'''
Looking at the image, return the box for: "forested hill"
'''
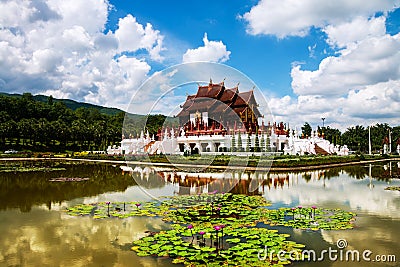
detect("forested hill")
[0,92,177,152]
[0,92,123,115]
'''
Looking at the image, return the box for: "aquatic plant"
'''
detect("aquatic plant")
[131,223,304,267]
[0,167,66,172]
[66,193,356,266]
[262,207,356,230]
[385,186,400,191]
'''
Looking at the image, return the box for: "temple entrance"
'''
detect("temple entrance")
[201,143,208,152]
[190,143,199,155]
[280,143,285,151]
[214,142,220,152]
[179,144,185,152]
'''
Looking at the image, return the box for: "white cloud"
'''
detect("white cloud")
[182,33,231,63]
[343,80,400,119]
[324,16,387,48]
[261,11,400,130]
[243,1,400,128]
[242,0,399,38]
[268,80,400,131]
[291,32,400,96]
[115,14,164,61]
[0,0,166,110]
[47,0,108,34]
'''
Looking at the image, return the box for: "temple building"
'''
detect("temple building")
[176,79,261,135]
[108,80,349,156]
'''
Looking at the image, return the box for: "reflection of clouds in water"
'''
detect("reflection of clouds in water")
[263,171,400,219]
[0,208,173,267]
[129,166,400,218]
[320,215,400,267]
[63,184,179,206]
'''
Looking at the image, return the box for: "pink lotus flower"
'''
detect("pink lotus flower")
[199,231,206,235]
[213,225,221,231]
[187,224,193,229]
[312,206,317,209]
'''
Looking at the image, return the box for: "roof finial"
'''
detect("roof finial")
[236,82,240,87]
[209,78,212,84]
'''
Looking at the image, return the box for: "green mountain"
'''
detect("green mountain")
[0,92,124,115]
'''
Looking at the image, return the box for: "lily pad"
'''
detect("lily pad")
[66,193,357,266]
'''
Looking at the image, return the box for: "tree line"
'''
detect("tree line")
[0,93,170,152]
[301,122,400,153]
[1,92,399,154]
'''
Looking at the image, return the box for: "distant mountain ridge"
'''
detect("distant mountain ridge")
[0,92,124,115]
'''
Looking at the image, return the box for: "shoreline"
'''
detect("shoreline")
[1,156,399,172]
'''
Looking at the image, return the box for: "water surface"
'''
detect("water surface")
[0,160,399,266]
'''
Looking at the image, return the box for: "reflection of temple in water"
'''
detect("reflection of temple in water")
[125,166,330,195]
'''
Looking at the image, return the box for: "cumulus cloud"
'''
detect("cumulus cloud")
[291,33,400,97]
[242,0,400,129]
[267,23,400,129]
[182,33,231,63]
[323,16,387,48]
[0,0,165,110]
[115,14,164,61]
[242,0,399,38]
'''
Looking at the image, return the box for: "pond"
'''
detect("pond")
[0,160,399,266]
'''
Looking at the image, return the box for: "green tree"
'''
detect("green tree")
[392,126,400,153]
[318,126,342,145]
[237,131,243,152]
[342,125,368,152]
[369,123,392,153]
[47,95,54,106]
[254,133,260,152]
[301,122,312,138]
[231,131,236,152]
[265,133,271,152]
[18,119,33,146]
[260,133,265,152]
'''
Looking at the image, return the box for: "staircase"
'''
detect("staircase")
[314,144,329,155]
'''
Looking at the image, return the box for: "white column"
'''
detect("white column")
[368,126,372,155]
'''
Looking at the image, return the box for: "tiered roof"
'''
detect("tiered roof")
[177,80,262,119]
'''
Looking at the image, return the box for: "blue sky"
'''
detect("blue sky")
[106,0,328,96]
[1,0,400,130]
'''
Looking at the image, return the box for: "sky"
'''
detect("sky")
[1,0,400,130]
